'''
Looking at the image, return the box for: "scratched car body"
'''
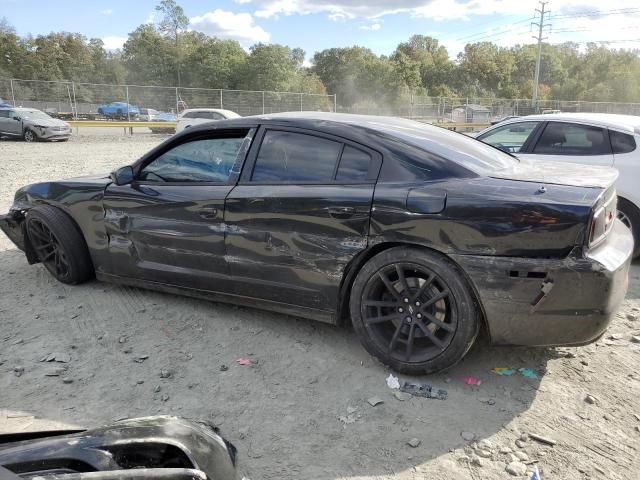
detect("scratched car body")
[0,113,634,374]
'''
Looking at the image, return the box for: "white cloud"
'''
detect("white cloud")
[190,9,270,43]
[99,9,113,16]
[360,22,382,31]
[247,0,640,23]
[102,36,127,50]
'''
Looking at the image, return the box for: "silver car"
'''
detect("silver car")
[0,107,71,142]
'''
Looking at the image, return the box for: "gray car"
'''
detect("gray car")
[0,107,71,142]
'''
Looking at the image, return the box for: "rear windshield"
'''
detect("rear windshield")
[365,118,519,174]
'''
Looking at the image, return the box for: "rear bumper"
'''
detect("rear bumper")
[453,219,633,346]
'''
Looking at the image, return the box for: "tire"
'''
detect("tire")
[617,197,640,259]
[23,129,37,142]
[350,247,479,375]
[25,205,94,285]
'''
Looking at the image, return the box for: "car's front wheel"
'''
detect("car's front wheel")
[617,197,640,259]
[350,247,479,374]
[23,129,37,142]
[26,205,94,285]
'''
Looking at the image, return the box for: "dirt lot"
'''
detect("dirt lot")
[1,133,639,479]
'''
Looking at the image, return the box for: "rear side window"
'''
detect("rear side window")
[0,110,10,118]
[181,112,196,119]
[251,130,342,182]
[533,122,611,155]
[610,130,636,154]
[336,146,372,181]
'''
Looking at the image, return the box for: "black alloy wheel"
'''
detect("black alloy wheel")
[27,217,72,281]
[361,263,457,363]
[26,205,94,284]
[350,247,479,374]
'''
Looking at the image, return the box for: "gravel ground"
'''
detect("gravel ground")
[1,134,639,480]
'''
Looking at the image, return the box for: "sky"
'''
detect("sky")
[1,0,640,62]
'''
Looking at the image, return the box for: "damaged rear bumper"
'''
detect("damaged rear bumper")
[453,219,633,346]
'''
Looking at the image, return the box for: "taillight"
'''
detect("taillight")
[588,193,617,247]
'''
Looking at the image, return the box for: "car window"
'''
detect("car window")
[181,112,196,119]
[477,122,539,153]
[533,122,611,155]
[336,146,372,181]
[610,130,636,154]
[210,112,224,120]
[251,130,342,183]
[0,110,9,118]
[139,136,246,183]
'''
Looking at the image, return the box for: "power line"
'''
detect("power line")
[532,1,551,108]
[456,17,534,42]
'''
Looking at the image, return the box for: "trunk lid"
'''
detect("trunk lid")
[490,157,618,189]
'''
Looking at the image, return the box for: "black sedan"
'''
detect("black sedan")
[0,113,634,374]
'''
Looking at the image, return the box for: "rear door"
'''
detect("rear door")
[518,121,614,166]
[102,128,254,291]
[224,126,381,315]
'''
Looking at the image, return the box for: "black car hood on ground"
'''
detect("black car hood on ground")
[0,416,238,480]
[491,157,619,188]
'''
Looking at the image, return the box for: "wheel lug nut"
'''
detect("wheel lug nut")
[417,313,422,319]
[406,317,412,323]
[404,298,409,303]
[398,307,404,313]
[415,301,420,306]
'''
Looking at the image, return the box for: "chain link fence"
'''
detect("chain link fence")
[0,78,336,119]
[340,96,640,123]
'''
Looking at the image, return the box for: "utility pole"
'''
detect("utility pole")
[531,1,551,109]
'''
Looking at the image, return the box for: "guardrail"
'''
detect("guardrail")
[67,121,177,128]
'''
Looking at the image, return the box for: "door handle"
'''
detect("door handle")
[328,206,356,219]
[198,207,218,219]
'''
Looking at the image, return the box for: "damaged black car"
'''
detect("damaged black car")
[0,113,634,374]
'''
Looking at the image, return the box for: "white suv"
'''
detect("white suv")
[477,113,640,257]
[176,109,240,133]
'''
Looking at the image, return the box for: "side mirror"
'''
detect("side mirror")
[111,166,135,186]
[12,116,20,121]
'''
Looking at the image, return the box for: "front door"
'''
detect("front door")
[225,127,381,315]
[102,129,253,292]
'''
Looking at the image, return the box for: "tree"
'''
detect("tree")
[155,0,189,86]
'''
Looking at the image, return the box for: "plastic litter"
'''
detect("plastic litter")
[518,368,538,379]
[400,381,448,400]
[367,396,384,406]
[530,465,543,480]
[236,358,253,366]
[491,367,538,379]
[461,376,482,386]
[386,374,400,389]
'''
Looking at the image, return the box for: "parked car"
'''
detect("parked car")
[477,113,640,258]
[0,113,633,374]
[490,115,520,125]
[0,98,12,108]
[176,108,240,133]
[0,416,238,480]
[0,107,71,142]
[97,102,140,119]
[138,108,177,133]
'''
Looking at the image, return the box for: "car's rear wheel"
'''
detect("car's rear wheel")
[350,247,479,374]
[26,205,94,285]
[23,129,37,142]
[617,197,640,259]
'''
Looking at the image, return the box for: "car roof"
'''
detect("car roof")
[181,108,239,116]
[499,112,640,134]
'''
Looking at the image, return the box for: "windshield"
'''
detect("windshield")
[19,110,52,120]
